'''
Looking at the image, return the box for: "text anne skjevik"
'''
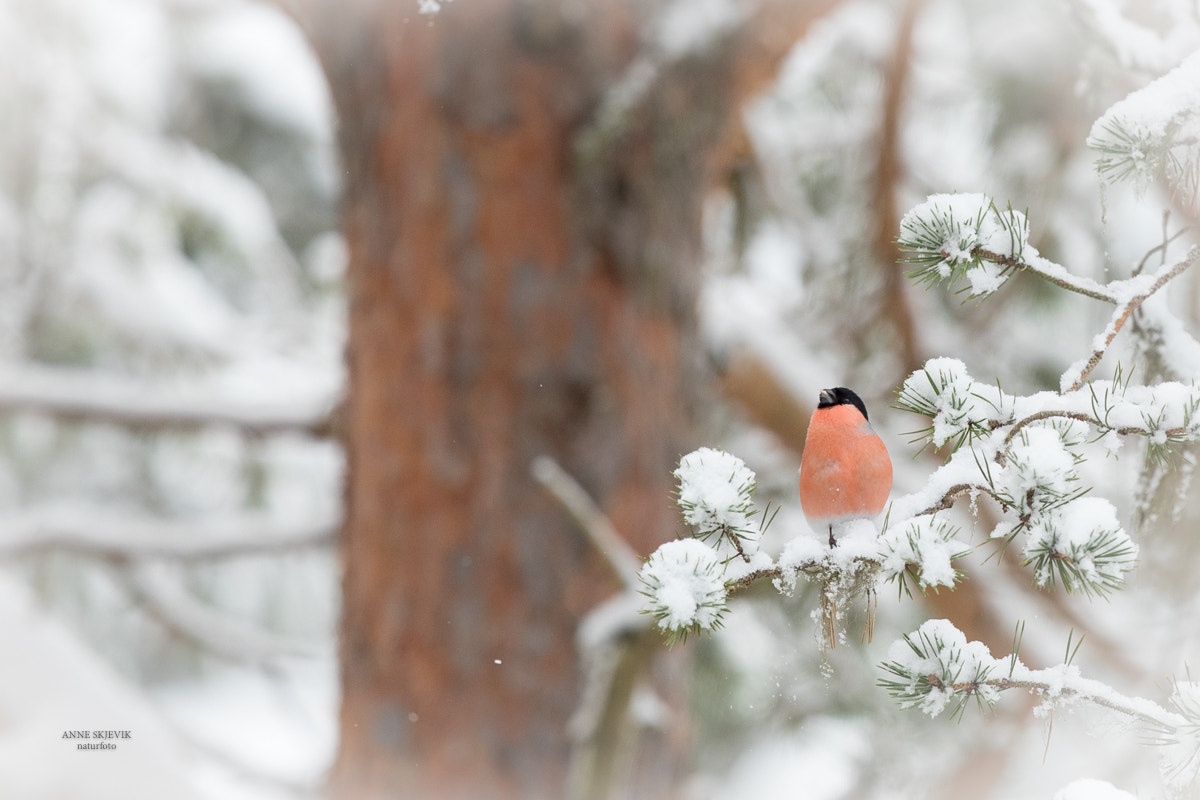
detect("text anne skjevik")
[62,730,132,750]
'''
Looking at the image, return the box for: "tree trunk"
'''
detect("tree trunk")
[301,1,831,796]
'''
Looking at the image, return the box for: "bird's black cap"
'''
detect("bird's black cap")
[817,387,870,421]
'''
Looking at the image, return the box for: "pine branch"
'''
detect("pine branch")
[920,672,1184,730]
[972,247,1117,303]
[911,483,995,517]
[881,621,1185,731]
[1001,411,1098,449]
[532,455,642,590]
[725,566,784,593]
[1002,410,1192,448]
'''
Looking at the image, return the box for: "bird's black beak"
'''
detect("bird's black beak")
[818,389,836,407]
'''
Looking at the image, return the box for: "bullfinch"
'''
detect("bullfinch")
[799,387,892,546]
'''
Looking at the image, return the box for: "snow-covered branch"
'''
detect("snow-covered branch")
[899,357,1200,453]
[642,234,1198,638]
[637,449,776,642]
[0,509,336,560]
[0,363,338,437]
[638,448,972,645]
[898,194,1198,317]
[880,619,1185,730]
[1062,247,1200,391]
[1087,49,1200,207]
[126,562,327,664]
[889,358,1183,596]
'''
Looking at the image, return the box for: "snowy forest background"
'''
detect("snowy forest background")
[3,0,1200,798]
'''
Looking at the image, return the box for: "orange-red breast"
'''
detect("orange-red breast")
[799,387,892,546]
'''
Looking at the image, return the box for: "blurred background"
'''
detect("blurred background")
[1,0,1197,798]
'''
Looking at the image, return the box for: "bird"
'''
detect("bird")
[799,387,893,547]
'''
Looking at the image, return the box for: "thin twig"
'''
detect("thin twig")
[531,456,642,590]
[959,676,1185,732]
[725,566,784,593]
[1066,247,1200,391]
[1002,411,1098,449]
[973,248,1116,303]
[912,483,995,517]
[724,528,751,563]
[1002,408,1189,448]
[1133,213,1187,276]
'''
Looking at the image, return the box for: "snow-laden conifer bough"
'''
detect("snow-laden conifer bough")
[636,48,1200,799]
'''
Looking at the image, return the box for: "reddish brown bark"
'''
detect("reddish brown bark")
[300,1,835,797]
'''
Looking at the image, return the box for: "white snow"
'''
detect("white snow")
[675,447,759,541]
[655,0,745,59]
[0,574,203,800]
[1089,50,1200,145]
[723,548,775,582]
[639,538,728,632]
[694,718,868,800]
[877,516,970,589]
[899,193,1029,295]
[902,356,1200,452]
[777,534,827,572]
[1053,778,1136,800]
[898,356,1001,447]
[1087,48,1200,202]
[965,262,1005,295]
[1022,497,1137,591]
[826,517,883,567]
[1004,426,1078,502]
[183,2,334,137]
[886,618,999,717]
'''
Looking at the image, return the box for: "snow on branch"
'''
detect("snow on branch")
[898,193,1033,299]
[1087,50,1200,206]
[638,449,779,641]
[879,620,1183,725]
[639,538,730,643]
[899,193,1198,314]
[0,362,337,437]
[0,509,336,560]
[127,562,327,664]
[641,356,1189,640]
[897,357,1200,454]
[876,516,971,596]
[638,447,972,646]
[888,357,1190,597]
[1061,246,1200,391]
[879,619,1200,779]
[673,447,762,564]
